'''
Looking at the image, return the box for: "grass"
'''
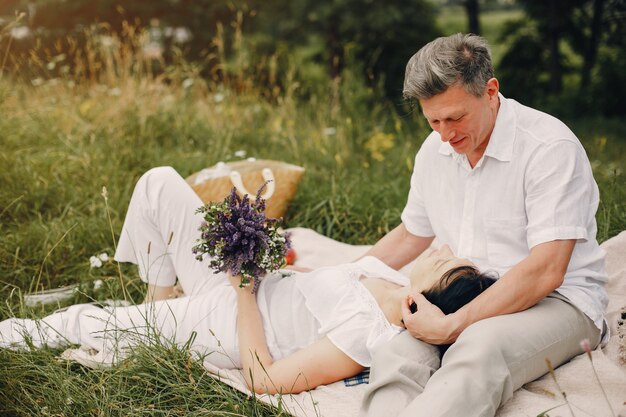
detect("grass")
[0,44,429,415]
[0,13,625,417]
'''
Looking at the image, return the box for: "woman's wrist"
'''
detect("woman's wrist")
[235,287,257,301]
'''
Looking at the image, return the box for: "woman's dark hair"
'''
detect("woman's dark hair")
[420,265,496,355]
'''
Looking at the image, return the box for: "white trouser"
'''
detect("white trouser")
[114,166,226,295]
[360,294,601,417]
[0,288,240,368]
[0,167,241,368]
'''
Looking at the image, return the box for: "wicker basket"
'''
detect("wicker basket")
[186,159,305,219]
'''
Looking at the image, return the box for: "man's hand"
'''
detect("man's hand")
[401,240,577,345]
[401,292,460,344]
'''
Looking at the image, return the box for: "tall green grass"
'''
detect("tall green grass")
[0,16,625,417]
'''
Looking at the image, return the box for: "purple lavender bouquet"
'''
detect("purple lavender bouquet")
[192,183,291,293]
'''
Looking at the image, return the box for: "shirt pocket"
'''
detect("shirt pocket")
[484,216,528,270]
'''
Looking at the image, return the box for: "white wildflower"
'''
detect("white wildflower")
[323,127,337,136]
[98,252,109,262]
[182,78,194,89]
[234,150,247,158]
[10,26,30,40]
[214,93,225,103]
[142,42,163,60]
[99,35,116,49]
[93,279,104,290]
[173,27,192,44]
[89,256,103,269]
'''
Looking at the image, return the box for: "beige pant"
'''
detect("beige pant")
[360,295,601,417]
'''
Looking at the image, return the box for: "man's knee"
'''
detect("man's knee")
[373,332,440,369]
[370,332,440,382]
[362,334,440,417]
[444,317,509,366]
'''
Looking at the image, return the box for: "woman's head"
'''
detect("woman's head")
[421,265,496,315]
[420,264,496,355]
[409,244,476,292]
[408,244,496,354]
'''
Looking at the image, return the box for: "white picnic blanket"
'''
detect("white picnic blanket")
[62,228,626,416]
[202,228,626,417]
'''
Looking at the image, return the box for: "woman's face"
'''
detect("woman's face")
[410,244,475,292]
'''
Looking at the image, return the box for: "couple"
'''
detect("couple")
[0,34,608,417]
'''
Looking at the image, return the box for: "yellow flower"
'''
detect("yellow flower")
[365,132,395,161]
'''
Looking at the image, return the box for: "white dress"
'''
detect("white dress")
[0,167,408,368]
[0,257,407,369]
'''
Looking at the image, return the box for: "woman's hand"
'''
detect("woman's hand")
[400,292,462,345]
[227,273,255,295]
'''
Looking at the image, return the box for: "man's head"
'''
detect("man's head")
[404,34,500,166]
[403,33,494,101]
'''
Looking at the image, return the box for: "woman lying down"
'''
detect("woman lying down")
[0,168,494,395]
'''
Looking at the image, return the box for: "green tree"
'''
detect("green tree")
[249,0,440,98]
[497,0,626,116]
[465,0,480,35]
[1,0,440,100]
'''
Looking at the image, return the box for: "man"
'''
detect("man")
[359,33,608,417]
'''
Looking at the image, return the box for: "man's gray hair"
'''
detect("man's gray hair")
[403,33,494,100]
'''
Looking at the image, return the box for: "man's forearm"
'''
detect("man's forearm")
[403,240,576,344]
[362,223,434,270]
[446,240,576,341]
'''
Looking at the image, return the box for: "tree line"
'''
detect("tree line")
[1,0,624,117]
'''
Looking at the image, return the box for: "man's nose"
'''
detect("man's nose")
[440,123,455,142]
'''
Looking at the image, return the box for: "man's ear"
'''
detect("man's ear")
[485,78,499,100]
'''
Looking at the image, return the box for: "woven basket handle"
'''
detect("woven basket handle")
[229,168,275,200]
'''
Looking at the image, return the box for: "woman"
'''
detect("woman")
[0,167,494,395]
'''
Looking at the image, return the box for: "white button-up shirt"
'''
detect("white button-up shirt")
[401,93,608,337]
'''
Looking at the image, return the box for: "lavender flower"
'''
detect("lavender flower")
[193,182,291,293]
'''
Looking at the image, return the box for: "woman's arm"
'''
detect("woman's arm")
[144,283,177,303]
[230,275,364,394]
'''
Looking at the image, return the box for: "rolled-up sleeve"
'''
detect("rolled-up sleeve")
[401,148,435,237]
[524,140,598,249]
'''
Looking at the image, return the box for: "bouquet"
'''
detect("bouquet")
[192,183,291,293]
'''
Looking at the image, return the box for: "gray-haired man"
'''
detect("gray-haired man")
[360,33,608,417]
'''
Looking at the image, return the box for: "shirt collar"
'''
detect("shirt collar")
[484,93,516,162]
[437,93,516,163]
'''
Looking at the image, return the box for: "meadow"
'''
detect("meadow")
[1,7,625,417]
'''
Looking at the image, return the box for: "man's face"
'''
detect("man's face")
[419,79,500,167]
